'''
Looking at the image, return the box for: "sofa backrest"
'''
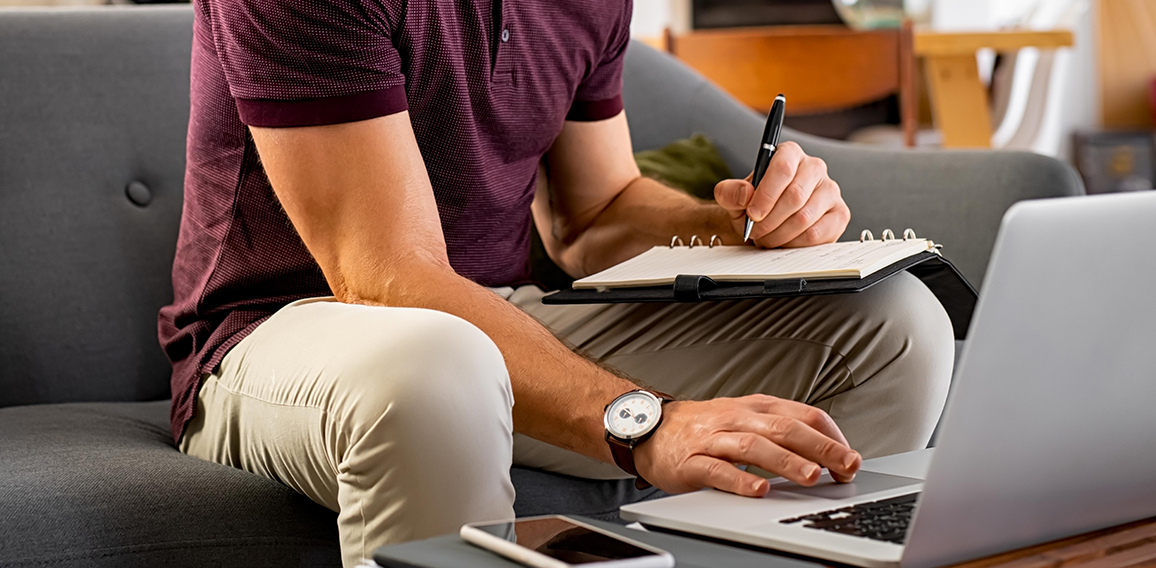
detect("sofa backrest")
[0,7,193,407]
[622,42,1085,287]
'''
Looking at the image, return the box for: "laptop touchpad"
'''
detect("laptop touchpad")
[767,471,922,500]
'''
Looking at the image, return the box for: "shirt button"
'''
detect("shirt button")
[501,28,510,42]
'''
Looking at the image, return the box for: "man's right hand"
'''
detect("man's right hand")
[633,395,861,497]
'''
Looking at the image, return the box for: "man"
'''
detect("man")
[159,0,954,566]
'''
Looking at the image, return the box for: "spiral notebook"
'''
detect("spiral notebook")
[572,237,938,290]
[543,230,978,340]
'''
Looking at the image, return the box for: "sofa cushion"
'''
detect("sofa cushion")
[0,401,663,567]
[0,401,341,567]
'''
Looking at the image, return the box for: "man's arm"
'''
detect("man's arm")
[532,112,733,276]
[535,112,861,492]
[250,113,860,497]
[250,113,633,463]
[535,112,851,277]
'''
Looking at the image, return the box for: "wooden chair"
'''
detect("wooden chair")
[664,22,918,147]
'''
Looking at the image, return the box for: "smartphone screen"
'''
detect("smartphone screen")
[471,517,660,564]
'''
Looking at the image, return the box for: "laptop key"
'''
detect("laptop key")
[784,492,920,545]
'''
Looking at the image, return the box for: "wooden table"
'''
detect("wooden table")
[942,516,1156,568]
[914,29,1074,148]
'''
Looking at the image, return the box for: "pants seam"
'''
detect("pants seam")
[199,374,344,501]
[207,372,327,411]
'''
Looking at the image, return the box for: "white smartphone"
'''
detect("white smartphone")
[460,515,674,568]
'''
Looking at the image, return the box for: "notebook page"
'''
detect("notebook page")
[572,240,933,289]
[708,240,932,281]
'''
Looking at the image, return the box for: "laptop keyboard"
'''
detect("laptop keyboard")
[779,492,920,545]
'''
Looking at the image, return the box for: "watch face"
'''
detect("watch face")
[605,391,661,440]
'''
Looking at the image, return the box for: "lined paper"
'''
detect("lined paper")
[572,240,934,289]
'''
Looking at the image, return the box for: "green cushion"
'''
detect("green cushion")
[529,134,732,290]
[634,133,734,200]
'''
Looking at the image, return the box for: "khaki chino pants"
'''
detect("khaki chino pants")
[180,272,954,567]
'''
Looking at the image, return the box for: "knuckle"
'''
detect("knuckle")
[794,206,818,228]
[783,183,808,207]
[704,459,729,481]
[808,156,828,175]
[766,416,793,439]
[771,157,796,179]
[800,224,824,244]
[777,451,796,472]
[819,438,842,457]
[779,141,802,155]
[736,433,758,454]
[802,407,829,428]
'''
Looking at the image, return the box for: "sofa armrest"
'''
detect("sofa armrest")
[622,41,1085,287]
[785,134,1085,287]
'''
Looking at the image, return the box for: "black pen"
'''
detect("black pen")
[744,94,786,242]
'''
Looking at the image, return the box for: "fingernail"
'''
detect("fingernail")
[843,452,859,470]
[739,185,752,207]
[752,479,765,493]
[803,464,819,479]
[748,206,764,220]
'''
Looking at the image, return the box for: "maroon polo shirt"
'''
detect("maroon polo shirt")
[158,0,633,442]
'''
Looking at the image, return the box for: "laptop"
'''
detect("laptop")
[621,191,1156,568]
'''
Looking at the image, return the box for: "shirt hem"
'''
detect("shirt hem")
[566,95,624,122]
[236,86,409,128]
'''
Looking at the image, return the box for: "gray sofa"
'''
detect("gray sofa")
[0,6,1082,568]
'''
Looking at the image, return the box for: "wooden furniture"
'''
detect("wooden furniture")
[665,24,919,147]
[914,29,1075,148]
[946,515,1156,568]
[658,26,1074,149]
[1096,0,1156,129]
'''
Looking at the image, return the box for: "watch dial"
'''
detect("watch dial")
[607,393,660,439]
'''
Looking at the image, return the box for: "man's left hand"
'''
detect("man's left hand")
[714,141,850,248]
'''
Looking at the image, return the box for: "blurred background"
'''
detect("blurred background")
[627,0,1155,194]
[4,0,1153,194]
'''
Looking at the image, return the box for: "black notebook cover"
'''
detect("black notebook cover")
[543,252,977,340]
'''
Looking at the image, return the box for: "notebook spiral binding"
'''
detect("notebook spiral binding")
[668,229,941,251]
[859,228,944,253]
[669,235,722,248]
[860,228,919,242]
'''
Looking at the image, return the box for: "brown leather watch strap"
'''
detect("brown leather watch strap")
[609,442,640,477]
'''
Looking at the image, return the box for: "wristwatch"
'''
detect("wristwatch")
[604,389,674,489]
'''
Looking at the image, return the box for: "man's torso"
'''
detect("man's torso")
[160,0,631,440]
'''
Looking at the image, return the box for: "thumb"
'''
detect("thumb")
[714,179,754,213]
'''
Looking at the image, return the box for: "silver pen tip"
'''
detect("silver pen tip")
[743,218,754,242]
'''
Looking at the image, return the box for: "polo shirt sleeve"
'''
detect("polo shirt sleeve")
[205,0,407,128]
[566,0,633,122]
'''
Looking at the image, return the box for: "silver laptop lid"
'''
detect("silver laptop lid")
[903,191,1156,568]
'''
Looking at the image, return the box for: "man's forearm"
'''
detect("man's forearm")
[249,115,638,465]
[345,258,637,463]
[562,177,740,276]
